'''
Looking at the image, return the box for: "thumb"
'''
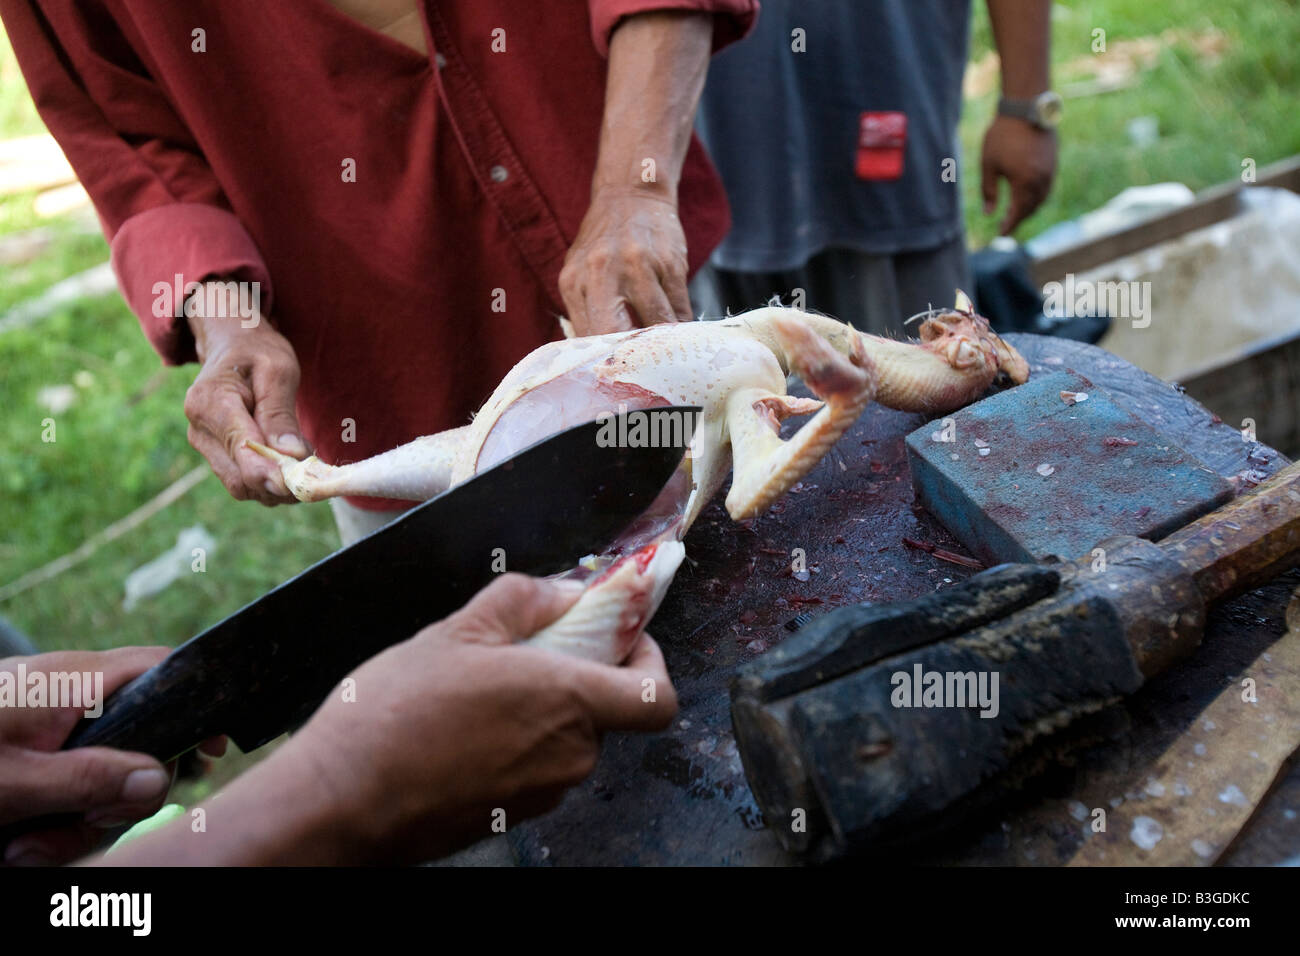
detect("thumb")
[571,633,678,732]
[251,361,306,458]
[5,748,170,821]
[456,574,587,644]
[981,142,999,216]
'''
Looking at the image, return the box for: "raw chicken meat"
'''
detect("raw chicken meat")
[252,297,1028,663]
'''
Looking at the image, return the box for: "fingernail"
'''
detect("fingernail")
[84,812,130,829]
[120,767,169,804]
[277,434,307,457]
[4,840,52,866]
[265,480,282,497]
[553,579,588,598]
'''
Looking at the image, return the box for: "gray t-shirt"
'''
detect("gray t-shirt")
[696,0,971,271]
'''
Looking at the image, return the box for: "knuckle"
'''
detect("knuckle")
[554,667,588,711]
[261,356,295,383]
[65,757,112,805]
[479,573,537,614]
[559,671,598,723]
[182,385,208,420]
[494,572,539,603]
[219,420,246,453]
[259,358,286,381]
[198,388,233,421]
[495,571,531,590]
[606,298,631,324]
[219,389,252,419]
[568,745,599,783]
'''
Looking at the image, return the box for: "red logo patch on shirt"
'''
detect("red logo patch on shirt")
[856,111,907,181]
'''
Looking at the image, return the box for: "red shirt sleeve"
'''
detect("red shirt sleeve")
[587,0,759,58]
[0,0,272,364]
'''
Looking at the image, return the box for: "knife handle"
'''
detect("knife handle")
[0,662,219,855]
[57,659,223,761]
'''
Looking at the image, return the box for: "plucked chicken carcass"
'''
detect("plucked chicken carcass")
[251,296,1028,663]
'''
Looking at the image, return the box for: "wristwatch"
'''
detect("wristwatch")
[997,91,1063,131]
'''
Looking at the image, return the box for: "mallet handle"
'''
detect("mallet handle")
[1160,460,1300,603]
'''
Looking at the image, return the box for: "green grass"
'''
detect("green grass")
[3,0,1300,657]
[0,225,107,311]
[0,35,336,653]
[0,277,339,652]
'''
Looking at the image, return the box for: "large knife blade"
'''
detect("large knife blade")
[65,407,699,761]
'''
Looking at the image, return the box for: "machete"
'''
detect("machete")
[61,406,699,761]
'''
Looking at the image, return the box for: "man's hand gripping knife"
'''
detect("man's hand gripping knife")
[92,575,676,866]
[0,648,226,867]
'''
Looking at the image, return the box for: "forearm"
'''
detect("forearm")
[592,11,713,203]
[90,742,370,866]
[985,0,1052,97]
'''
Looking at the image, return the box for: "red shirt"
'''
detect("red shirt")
[2,0,756,509]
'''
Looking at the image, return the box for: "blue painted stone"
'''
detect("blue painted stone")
[905,371,1234,564]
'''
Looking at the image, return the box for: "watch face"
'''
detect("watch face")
[1036,92,1064,128]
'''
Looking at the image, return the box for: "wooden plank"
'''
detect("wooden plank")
[1180,330,1300,458]
[1068,587,1300,866]
[1031,155,1300,285]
